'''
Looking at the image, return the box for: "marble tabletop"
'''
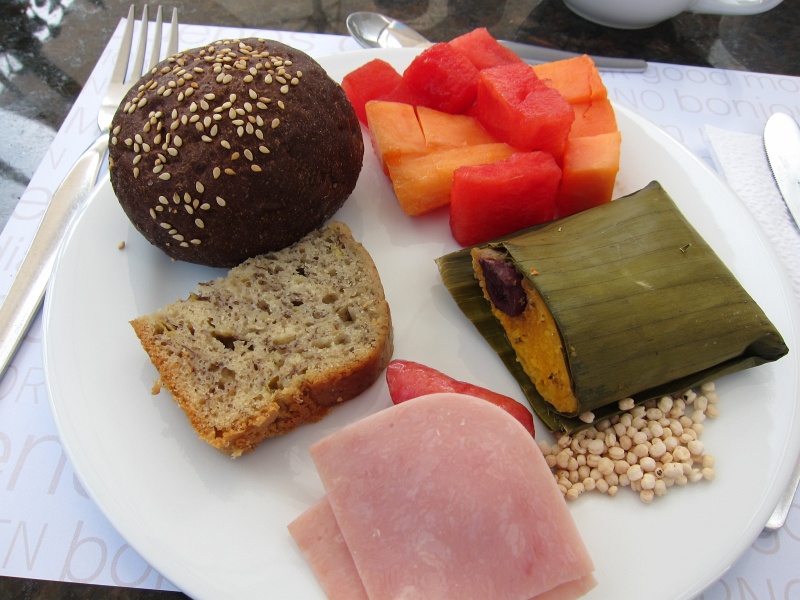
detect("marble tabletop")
[1,0,799,599]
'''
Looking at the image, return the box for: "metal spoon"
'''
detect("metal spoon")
[345,11,647,72]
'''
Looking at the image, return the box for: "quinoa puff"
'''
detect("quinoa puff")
[108,38,364,268]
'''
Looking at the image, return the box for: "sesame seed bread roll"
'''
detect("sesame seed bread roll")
[130,222,393,457]
[109,38,364,267]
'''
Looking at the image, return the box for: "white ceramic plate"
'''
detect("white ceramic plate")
[44,48,800,600]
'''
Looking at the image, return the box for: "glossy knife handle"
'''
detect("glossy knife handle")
[499,39,648,72]
[0,134,108,380]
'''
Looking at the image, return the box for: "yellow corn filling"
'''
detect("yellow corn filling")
[474,259,578,414]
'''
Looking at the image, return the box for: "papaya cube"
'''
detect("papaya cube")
[569,98,618,138]
[387,143,517,216]
[342,59,405,124]
[416,106,498,150]
[474,63,574,161]
[365,101,427,174]
[449,28,525,70]
[532,55,608,104]
[403,43,479,114]
[557,131,622,218]
[450,152,561,246]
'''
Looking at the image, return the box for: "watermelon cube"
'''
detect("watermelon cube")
[448,28,525,70]
[403,43,480,114]
[341,58,405,124]
[473,63,574,161]
[450,151,561,246]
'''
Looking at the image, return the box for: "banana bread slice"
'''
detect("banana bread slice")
[130,221,393,457]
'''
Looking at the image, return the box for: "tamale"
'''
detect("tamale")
[436,182,788,432]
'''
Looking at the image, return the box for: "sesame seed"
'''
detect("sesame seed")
[243,75,254,83]
[200,100,210,111]
[142,143,151,152]
[200,203,211,210]
[190,102,198,112]
[163,88,173,97]
[277,100,285,110]
[265,74,273,84]
[160,222,172,229]
[255,130,264,140]
[280,85,289,94]
[221,140,231,149]
[259,145,269,154]
[133,167,140,178]
[244,149,254,161]
[159,172,171,180]
[174,136,183,147]
[149,208,157,219]
[185,205,194,215]
[168,147,178,156]
[159,196,168,204]
[204,93,216,100]
[202,135,212,142]
[224,168,235,175]
[231,152,240,160]
[191,239,201,245]
[153,164,163,173]
[195,218,205,228]
[185,87,195,97]
[213,167,221,179]
[251,164,262,172]
[216,196,226,206]
[196,182,205,193]
[132,154,142,165]
[271,118,280,128]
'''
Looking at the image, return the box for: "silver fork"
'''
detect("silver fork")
[0,5,179,381]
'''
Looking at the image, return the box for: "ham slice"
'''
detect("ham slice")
[289,393,595,600]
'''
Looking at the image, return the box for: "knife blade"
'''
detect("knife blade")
[764,112,800,229]
[762,111,800,530]
[0,133,107,381]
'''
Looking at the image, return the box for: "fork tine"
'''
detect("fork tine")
[110,5,136,84]
[130,4,149,82]
[146,6,163,71]
[167,8,179,57]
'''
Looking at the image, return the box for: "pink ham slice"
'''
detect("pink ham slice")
[289,392,596,600]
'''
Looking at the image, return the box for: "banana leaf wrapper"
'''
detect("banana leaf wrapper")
[436,181,789,433]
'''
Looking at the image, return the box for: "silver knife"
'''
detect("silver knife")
[764,112,800,228]
[763,111,800,530]
[0,134,107,379]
